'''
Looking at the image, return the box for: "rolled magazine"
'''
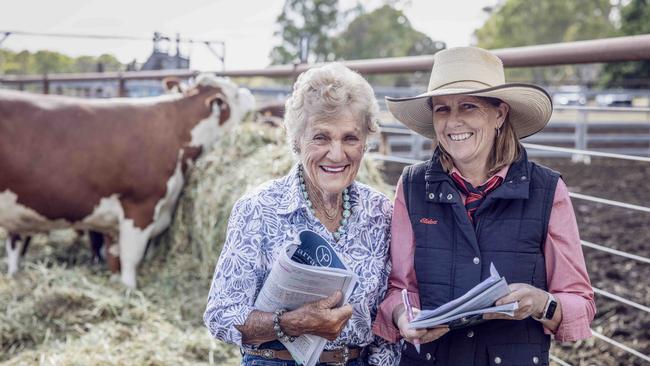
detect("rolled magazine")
[254,230,357,366]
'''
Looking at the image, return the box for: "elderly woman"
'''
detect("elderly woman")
[372,47,596,365]
[204,63,398,365]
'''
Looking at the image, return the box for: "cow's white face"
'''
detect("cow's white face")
[189,75,255,152]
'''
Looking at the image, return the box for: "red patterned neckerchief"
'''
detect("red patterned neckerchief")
[450,172,503,224]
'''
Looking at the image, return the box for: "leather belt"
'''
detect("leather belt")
[243,345,363,365]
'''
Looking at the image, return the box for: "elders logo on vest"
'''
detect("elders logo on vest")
[419,217,438,225]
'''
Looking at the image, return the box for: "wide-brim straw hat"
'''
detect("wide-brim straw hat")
[385,47,553,139]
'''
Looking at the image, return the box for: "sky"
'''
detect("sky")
[0,0,497,71]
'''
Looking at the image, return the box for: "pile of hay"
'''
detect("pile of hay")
[0,122,391,365]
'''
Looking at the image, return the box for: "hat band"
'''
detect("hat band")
[431,80,494,92]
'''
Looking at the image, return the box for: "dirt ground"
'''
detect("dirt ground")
[380,155,650,366]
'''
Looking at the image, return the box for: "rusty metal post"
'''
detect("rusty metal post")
[379,133,391,155]
[291,61,302,85]
[42,74,49,94]
[118,74,127,97]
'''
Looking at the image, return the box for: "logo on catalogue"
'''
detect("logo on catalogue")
[419,217,438,225]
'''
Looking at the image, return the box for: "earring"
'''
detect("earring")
[495,127,501,137]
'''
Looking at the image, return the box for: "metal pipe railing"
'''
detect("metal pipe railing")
[549,354,572,366]
[593,287,650,314]
[581,240,650,265]
[522,143,650,163]
[591,330,650,364]
[569,192,650,213]
[2,35,650,85]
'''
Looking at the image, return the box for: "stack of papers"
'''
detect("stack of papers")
[410,263,518,329]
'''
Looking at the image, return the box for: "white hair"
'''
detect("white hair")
[283,63,379,152]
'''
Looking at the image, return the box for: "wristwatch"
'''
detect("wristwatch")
[533,292,557,321]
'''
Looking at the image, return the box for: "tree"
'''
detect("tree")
[3,50,34,74]
[0,49,125,75]
[73,56,99,73]
[335,5,443,60]
[96,54,123,72]
[269,0,339,65]
[599,0,650,88]
[334,4,444,86]
[32,50,74,74]
[474,0,615,85]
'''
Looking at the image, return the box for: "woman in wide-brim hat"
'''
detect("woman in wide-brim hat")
[372,47,595,365]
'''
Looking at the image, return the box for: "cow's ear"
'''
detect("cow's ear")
[205,93,231,125]
[163,77,184,93]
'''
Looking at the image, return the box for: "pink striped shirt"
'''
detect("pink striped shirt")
[372,166,596,343]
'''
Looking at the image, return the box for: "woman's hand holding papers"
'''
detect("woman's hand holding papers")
[484,283,562,332]
[483,283,547,320]
[395,306,449,344]
[281,290,353,341]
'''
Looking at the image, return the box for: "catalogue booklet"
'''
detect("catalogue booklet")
[409,263,518,329]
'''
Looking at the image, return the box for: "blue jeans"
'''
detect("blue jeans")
[241,354,368,366]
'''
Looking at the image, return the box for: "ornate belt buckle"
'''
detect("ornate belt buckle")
[261,349,274,359]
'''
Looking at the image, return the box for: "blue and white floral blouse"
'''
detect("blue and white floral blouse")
[204,165,399,365]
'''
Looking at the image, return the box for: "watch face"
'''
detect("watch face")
[545,300,558,320]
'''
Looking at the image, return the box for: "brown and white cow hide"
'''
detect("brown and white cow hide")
[0,75,255,288]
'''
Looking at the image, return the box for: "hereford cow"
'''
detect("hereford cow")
[256,102,285,127]
[0,75,255,288]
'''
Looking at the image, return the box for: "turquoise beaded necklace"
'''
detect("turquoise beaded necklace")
[298,165,351,241]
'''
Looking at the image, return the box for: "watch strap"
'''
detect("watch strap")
[532,292,557,321]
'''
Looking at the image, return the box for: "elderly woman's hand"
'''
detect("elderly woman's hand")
[281,290,353,341]
[483,283,548,320]
[396,307,449,345]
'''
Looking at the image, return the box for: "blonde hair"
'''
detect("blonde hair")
[437,97,521,176]
[283,63,379,152]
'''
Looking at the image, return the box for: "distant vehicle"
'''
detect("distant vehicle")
[596,93,633,107]
[551,85,587,106]
[552,92,587,106]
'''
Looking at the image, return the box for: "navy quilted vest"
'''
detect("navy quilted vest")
[400,149,559,366]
